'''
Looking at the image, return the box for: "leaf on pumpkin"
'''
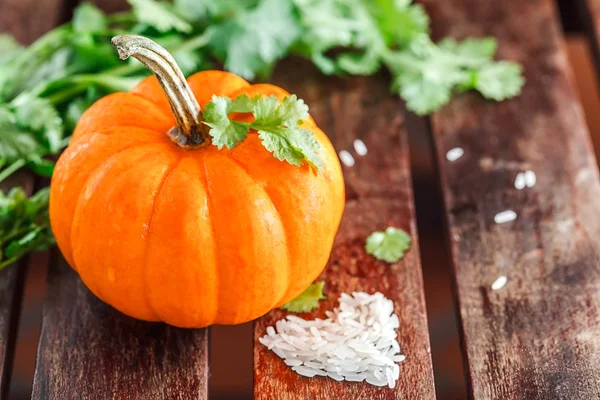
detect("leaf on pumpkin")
[281,281,327,313]
[202,94,324,170]
[365,226,411,263]
[202,96,250,150]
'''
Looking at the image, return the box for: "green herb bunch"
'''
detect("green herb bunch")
[0,0,524,268]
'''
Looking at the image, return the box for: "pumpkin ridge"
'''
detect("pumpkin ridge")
[197,156,220,325]
[141,156,182,322]
[130,92,174,120]
[90,125,170,140]
[70,143,175,306]
[72,93,173,141]
[62,140,170,268]
[227,155,292,307]
[201,155,290,323]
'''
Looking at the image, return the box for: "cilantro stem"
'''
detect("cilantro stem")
[104,11,136,24]
[0,257,18,270]
[0,159,26,184]
[45,75,142,105]
[44,83,87,105]
[0,225,34,248]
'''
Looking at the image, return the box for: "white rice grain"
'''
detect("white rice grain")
[260,292,405,387]
[386,368,395,388]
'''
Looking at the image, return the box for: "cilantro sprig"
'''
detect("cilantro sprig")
[366,227,412,263]
[0,187,54,269]
[281,281,327,313]
[203,94,323,169]
[294,0,524,115]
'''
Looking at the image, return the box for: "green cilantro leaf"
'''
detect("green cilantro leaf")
[174,0,218,21]
[73,3,107,33]
[397,75,453,115]
[228,94,257,113]
[294,0,384,76]
[438,37,497,62]
[384,34,523,114]
[256,126,318,168]
[0,97,63,181]
[365,227,412,263]
[0,108,40,163]
[0,187,54,270]
[202,94,324,170]
[252,95,309,128]
[281,281,327,313]
[12,95,63,154]
[475,61,525,101]
[0,35,23,101]
[202,96,249,150]
[366,0,429,47]
[0,34,22,57]
[129,0,192,33]
[209,0,300,79]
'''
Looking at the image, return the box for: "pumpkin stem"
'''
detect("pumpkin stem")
[111,34,209,148]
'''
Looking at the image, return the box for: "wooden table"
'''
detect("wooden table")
[2,0,600,398]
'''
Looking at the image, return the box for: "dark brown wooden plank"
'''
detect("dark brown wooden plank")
[577,0,600,48]
[32,257,209,399]
[0,0,64,44]
[87,0,128,13]
[0,176,33,400]
[421,0,600,398]
[0,263,24,400]
[576,0,600,81]
[1,0,68,396]
[253,60,436,400]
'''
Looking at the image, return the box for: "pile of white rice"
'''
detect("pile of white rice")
[259,292,405,388]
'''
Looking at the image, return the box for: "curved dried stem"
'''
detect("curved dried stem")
[112,34,209,148]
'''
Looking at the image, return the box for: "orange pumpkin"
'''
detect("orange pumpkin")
[49,35,345,328]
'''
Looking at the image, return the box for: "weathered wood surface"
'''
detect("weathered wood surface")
[87,0,129,13]
[577,0,600,76]
[0,0,67,396]
[32,257,209,400]
[422,0,600,398]
[253,61,436,400]
[0,176,32,400]
[0,0,64,44]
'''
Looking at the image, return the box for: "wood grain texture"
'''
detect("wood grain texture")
[32,257,209,400]
[0,0,66,395]
[0,0,65,44]
[421,0,600,398]
[253,60,436,400]
[576,0,600,78]
[0,176,33,400]
[86,0,128,13]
